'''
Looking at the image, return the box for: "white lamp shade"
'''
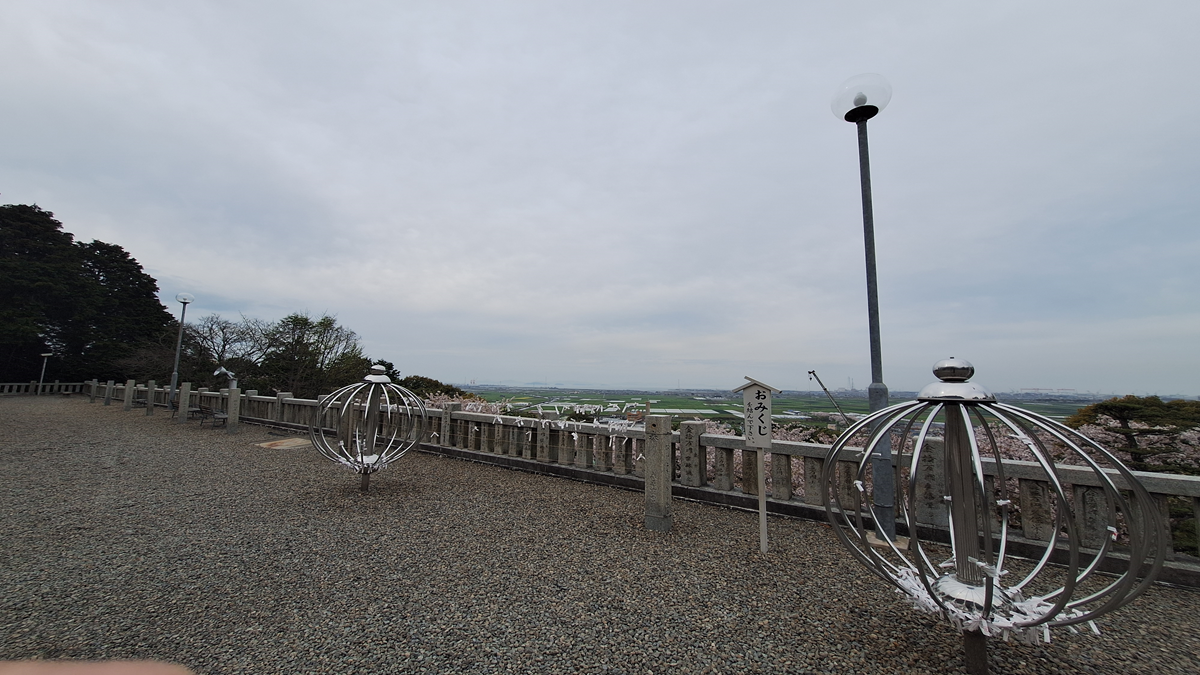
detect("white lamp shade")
[831,73,892,120]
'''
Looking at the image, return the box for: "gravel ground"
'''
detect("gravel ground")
[2,396,1198,675]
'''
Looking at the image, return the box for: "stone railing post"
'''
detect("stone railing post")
[123,379,136,411]
[176,382,192,424]
[226,388,241,433]
[440,402,462,446]
[644,415,673,531]
[103,380,115,406]
[145,380,156,415]
[679,421,706,487]
[88,379,98,403]
[274,392,293,423]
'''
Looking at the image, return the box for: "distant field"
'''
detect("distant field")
[462,386,1092,422]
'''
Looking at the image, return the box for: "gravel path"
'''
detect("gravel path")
[2,396,1198,675]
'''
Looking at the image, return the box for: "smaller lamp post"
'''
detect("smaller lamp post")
[37,353,53,395]
[168,293,194,409]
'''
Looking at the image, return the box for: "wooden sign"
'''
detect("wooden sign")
[732,376,782,554]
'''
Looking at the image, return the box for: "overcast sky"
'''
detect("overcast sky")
[3,1,1198,395]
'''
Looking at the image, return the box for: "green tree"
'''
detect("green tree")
[243,313,370,397]
[1066,395,1200,473]
[0,204,173,381]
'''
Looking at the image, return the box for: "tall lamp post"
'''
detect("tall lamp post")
[832,73,895,540]
[37,352,53,395]
[169,292,194,409]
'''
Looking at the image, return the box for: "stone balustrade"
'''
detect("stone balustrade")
[49,379,1200,585]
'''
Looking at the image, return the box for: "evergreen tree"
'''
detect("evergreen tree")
[0,204,172,381]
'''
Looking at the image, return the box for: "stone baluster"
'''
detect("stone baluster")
[440,402,461,447]
[103,380,115,406]
[557,424,576,466]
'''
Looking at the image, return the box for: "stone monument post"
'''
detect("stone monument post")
[176,382,192,424]
[643,414,673,532]
[122,379,136,411]
[226,387,240,433]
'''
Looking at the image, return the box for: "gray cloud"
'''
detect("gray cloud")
[3,1,1197,393]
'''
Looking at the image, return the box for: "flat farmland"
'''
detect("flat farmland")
[464,386,1093,423]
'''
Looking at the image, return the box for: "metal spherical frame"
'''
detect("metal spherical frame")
[822,386,1166,643]
[310,373,427,482]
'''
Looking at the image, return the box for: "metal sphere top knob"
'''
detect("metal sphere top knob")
[365,364,391,383]
[933,357,975,382]
[919,358,993,402]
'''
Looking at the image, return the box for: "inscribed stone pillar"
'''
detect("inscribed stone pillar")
[803,456,824,505]
[89,379,98,403]
[226,388,240,433]
[557,426,576,466]
[713,447,735,491]
[536,421,552,462]
[103,380,114,406]
[771,453,793,500]
[644,415,673,532]
[914,437,949,528]
[678,421,706,487]
[145,380,156,416]
[508,422,523,454]
[1073,485,1107,549]
[123,379,136,411]
[742,449,759,495]
[1018,478,1054,541]
[592,434,611,471]
[176,383,192,424]
[574,432,593,469]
